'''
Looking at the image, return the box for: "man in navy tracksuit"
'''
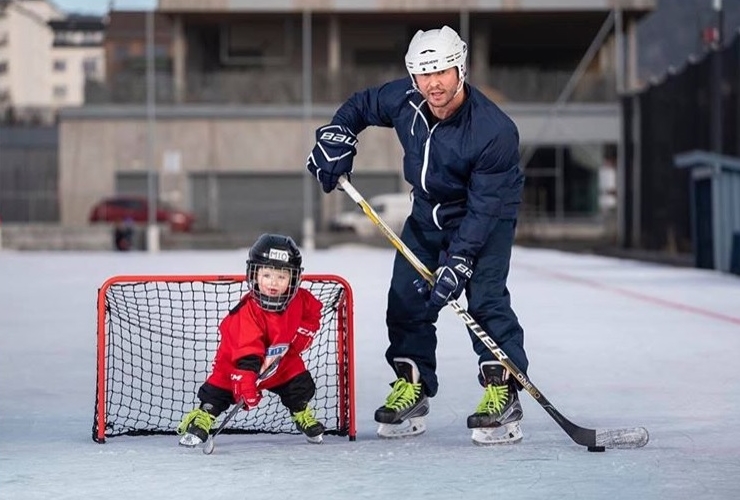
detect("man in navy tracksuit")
[307,26,527,445]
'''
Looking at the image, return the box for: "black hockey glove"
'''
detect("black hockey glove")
[416,254,473,313]
[306,124,358,193]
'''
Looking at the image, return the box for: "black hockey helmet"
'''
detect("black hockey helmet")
[246,233,303,311]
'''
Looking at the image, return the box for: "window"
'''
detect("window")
[82,58,98,77]
[112,199,145,211]
[221,22,291,67]
[0,61,7,74]
[83,31,103,44]
[114,45,129,61]
[53,59,66,72]
[354,49,401,66]
[53,85,67,98]
[53,32,73,46]
[154,44,169,58]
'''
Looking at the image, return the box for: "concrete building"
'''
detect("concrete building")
[58,0,656,245]
[99,11,172,104]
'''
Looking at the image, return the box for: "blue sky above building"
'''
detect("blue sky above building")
[54,0,156,15]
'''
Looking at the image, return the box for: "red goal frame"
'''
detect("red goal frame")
[94,273,356,443]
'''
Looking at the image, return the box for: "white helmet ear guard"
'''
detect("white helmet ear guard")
[404,25,467,92]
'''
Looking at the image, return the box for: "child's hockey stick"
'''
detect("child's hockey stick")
[338,176,648,450]
[203,344,293,455]
[202,397,244,455]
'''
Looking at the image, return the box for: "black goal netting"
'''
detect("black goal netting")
[93,274,354,442]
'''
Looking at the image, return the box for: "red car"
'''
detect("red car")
[89,196,195,232]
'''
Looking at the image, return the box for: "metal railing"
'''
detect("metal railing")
[86,66,617,105]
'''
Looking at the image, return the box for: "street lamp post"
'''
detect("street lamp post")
[145,8,159,252]
[710,0,723,155]
[302,10,315,251]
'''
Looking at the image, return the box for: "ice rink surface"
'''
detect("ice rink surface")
[1,245,739,500]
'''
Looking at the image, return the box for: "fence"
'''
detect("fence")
[622,31,739,253]
[0,126,59,223]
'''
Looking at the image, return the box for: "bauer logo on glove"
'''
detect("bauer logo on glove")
[306,124,358,193]
[318,129,358,147]
[423,254,474,313]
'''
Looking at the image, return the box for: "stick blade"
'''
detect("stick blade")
[596,427,650,449]
[202,436,215,455]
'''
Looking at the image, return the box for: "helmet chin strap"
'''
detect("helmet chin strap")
[454,64,466,95]
[453,77,464,98]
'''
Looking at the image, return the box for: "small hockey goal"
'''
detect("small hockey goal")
[93,274,355,443]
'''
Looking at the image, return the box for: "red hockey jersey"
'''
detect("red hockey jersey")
[206,288,323,391]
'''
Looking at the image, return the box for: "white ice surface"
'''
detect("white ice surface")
[1,246,739,500]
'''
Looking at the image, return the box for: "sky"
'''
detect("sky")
[53,0,156,15]
[1,244,739,499]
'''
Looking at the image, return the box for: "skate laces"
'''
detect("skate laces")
[176,408,214,435]
[292,408,319,429]
[475,384,509,415]
[384,378,422,410]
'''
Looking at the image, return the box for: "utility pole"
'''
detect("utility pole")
[710,0,723,154]
[714,0,724,45]
[146,9,160,252]
[301,10,315,251]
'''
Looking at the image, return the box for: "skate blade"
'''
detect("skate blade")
[178,433,204,448]
[305,434,324,444]
[471,422,523,446]
[377,417,426,439]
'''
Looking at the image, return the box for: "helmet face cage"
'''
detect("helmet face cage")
[246,234,303,312]
[404,25,467,93]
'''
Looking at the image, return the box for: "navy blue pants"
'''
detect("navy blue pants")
[385,217,528,397]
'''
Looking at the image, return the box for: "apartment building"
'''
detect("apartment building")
[49,15,106,108]
[0,0,103,122]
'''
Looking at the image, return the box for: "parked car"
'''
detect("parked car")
[330,192,412,238]
[89,196,195,232]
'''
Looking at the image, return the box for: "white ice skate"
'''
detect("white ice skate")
[176,407,214,448]
[375,358,430,439]
[377,416,427,439]
[467,361,524,446]
[178,432,206,447]
[471,421,524,446]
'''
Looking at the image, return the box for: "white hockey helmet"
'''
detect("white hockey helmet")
[404,25,467,91]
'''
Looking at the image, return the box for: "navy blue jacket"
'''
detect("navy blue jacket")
[331,77,523,258]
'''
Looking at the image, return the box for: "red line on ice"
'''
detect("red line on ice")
[519,264,740,326]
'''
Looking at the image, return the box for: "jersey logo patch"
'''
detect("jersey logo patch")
[260,343,290,380]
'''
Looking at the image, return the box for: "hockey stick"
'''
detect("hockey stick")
[202,344,293,455]
[202,397,244,455]
[338,176,648,449]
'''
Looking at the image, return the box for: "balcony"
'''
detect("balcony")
[87,66,617,105]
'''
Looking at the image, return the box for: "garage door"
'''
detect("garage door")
[191,173,306,241]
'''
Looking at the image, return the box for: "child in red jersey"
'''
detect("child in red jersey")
[177,233,324,446]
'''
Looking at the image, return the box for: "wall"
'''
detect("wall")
[0,223,113,250]
[58,109,404,227]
